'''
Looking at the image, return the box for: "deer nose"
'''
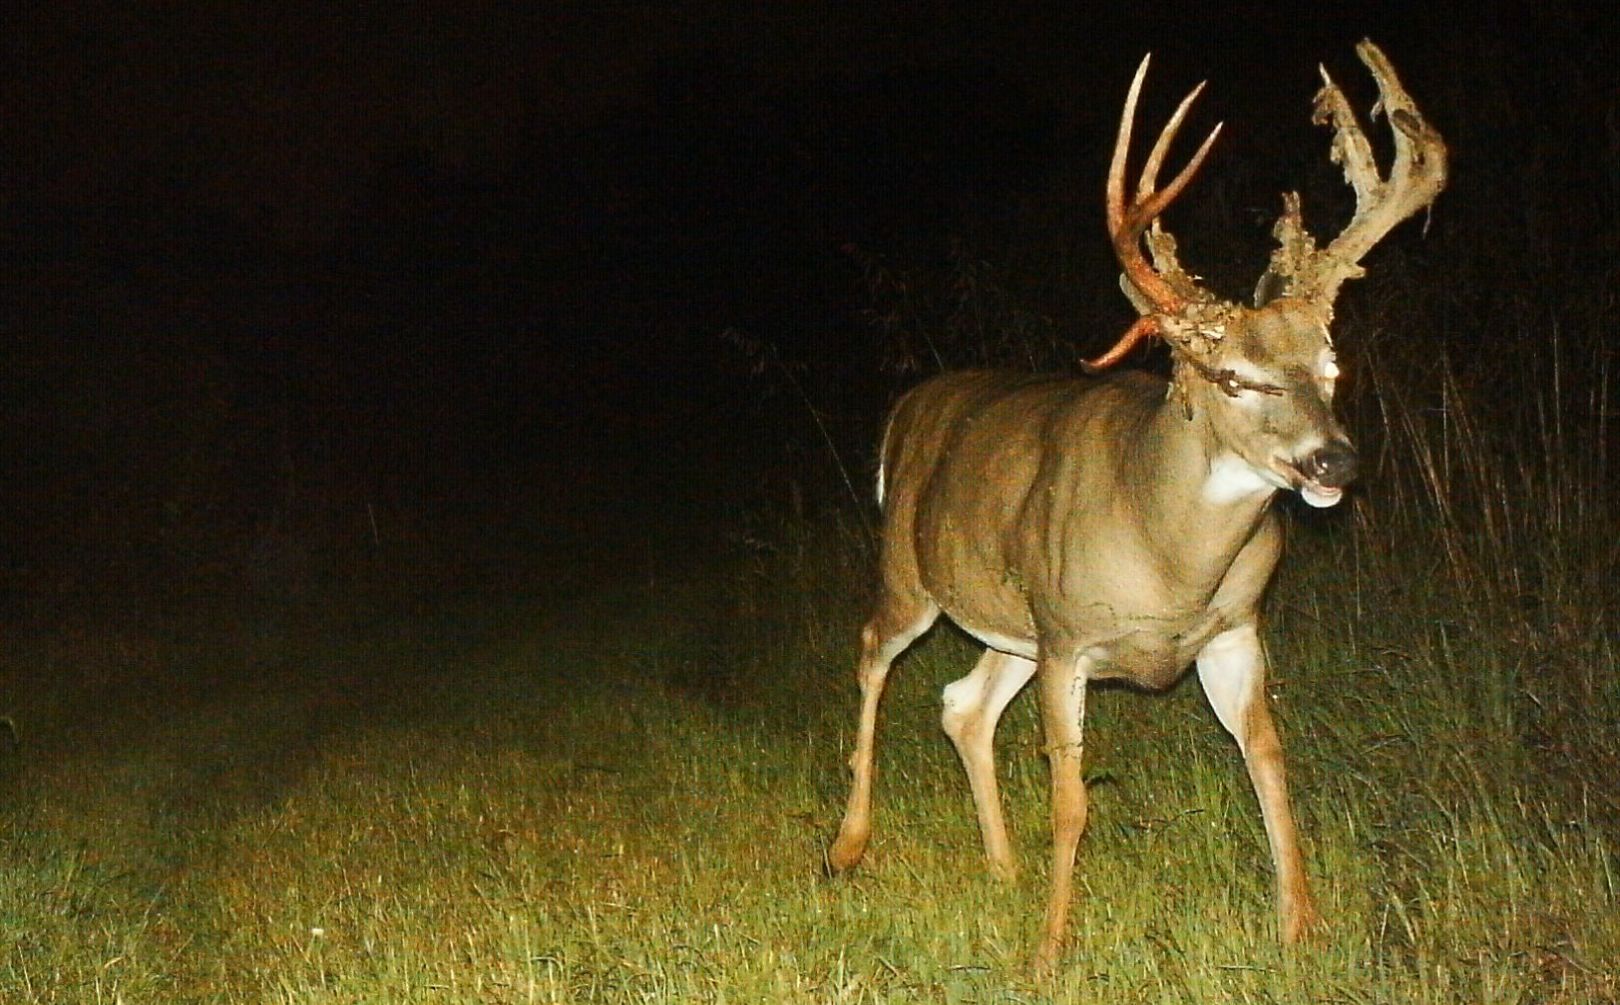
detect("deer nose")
[1302,441,1358,488]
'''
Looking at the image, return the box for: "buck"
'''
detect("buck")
[826,41,1446,970]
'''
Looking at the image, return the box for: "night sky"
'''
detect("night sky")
[5,2,1612,607]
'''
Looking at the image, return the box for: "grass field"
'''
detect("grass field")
[3,501,1616,1003]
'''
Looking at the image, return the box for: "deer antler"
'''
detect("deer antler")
[1083,54,1223,373]
[1265,40,1448,304]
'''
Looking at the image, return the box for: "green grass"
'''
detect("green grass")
[2,510,1616,1003]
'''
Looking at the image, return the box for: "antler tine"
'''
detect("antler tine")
[1080,315,1160,374]
[1104,56,1149,236]
[1305,40,1448,301]
[1087,55,1222,373]
[1313,66,1380,208]
[1138,84,1219,211]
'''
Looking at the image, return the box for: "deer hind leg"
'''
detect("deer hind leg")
[941,648,1036,879]
[826,597,938,873]
[1033,650,1093,974]
[1196,624,1320,943]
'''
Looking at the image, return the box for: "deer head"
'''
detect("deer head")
[1084,40,1448,508]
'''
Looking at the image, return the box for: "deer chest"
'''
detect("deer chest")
[1088,616,1226,690]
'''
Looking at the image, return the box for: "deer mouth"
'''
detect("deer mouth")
[1298,480,1343,508]
[1271,462,1345,508]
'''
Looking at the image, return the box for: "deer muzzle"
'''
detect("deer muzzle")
[1302,440,1358,488]
[1292,439,1357,508]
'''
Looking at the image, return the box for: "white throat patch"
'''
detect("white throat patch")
[1203,453,1280,504]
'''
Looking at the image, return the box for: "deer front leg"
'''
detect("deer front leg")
[1196,624,1320,943]
[941,648,1037,878]
[1033,651,1092,973]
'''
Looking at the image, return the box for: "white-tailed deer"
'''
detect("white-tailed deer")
[827,41,1446,970]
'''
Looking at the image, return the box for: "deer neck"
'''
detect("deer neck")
[1124,386,1280,579]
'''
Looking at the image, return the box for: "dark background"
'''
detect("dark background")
[4,2,1614,626]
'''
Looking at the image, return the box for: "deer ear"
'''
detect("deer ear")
[1119,273,1157,316]
[1252,270,1290,307]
